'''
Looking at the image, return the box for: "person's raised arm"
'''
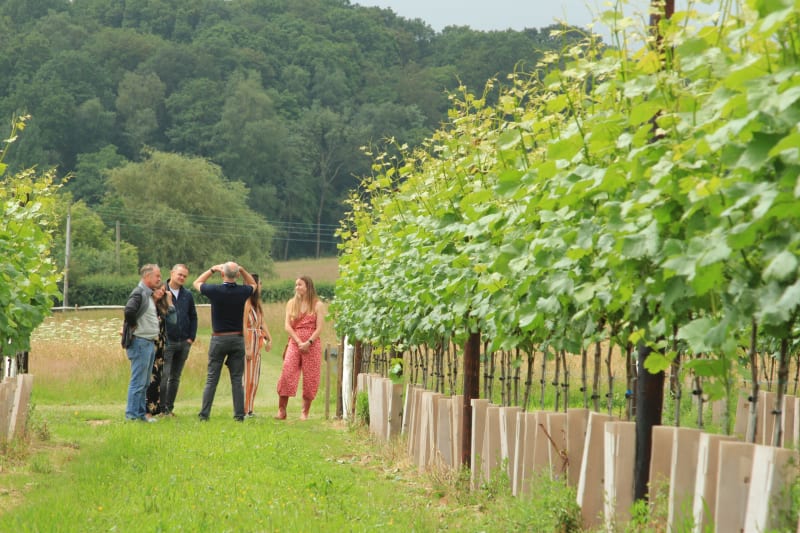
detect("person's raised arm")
[193,264,223,292]
[238,265,257,293]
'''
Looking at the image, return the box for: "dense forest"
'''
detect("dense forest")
[1,0,589,278]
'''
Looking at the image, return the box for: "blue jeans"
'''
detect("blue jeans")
[160,340,192,413]
[126,336,156,420]
[198,336,245,420]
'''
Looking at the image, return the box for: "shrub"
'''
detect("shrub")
[62,275,335,306]
[356,391,369,425]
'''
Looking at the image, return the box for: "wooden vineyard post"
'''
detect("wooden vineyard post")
[462,331,481,466]
[635,342,665,500]
[350,341,363,420]
[633,0,674,502]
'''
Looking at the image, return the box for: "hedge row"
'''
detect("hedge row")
[59,275,334,307]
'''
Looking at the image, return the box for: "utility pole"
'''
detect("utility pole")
[62,204,71,307]
[115,220,121,274]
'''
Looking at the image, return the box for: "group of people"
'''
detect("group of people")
[122,261,323,423]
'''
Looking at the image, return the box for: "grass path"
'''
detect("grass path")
[1,403,456,532]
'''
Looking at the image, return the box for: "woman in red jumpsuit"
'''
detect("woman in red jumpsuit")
[275,276,324,420]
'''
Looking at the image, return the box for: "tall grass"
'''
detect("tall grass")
[28,306,338,413]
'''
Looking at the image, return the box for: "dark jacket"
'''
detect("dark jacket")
[165,282,198,343]
[124,282,151,327]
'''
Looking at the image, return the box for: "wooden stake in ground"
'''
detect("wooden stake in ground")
[461,331,481,466]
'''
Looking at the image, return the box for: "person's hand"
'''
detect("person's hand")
[265,339,272,352]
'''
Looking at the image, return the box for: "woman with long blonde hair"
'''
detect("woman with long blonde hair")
[275,276,324,420]
[243,274,272,417]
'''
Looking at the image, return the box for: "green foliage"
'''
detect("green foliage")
[624,475,669,532]
[431,465,581,532]
[102,150,274,274]
[334,2,800,406]
[388,357,404,384]
[67,145,129,207]
[0,115,62,353]
[64,274,140,307]
[516,473,581,532]
[356,391,370,425]
[64,275,334,306]
[261,279,334,304]
[52,200,139,284]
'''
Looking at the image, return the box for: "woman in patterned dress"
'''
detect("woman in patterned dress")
[243,274,272,417]
[146,284,175,419]
[275,276,324,420]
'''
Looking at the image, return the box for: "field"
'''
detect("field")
[25,305,338,409]
[271,256,339,283]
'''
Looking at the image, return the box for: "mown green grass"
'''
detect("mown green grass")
[2,409,450,532]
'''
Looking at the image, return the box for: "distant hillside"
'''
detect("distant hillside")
[2,0,589,260]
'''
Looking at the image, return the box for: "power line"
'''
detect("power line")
[112,221,339,244]
[89,205,341,233]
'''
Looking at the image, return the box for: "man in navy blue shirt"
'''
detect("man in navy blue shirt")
[193,261,256,421]
[161,264,198,416]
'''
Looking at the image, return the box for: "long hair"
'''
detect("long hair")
[154,283,171,315]
[248,274,263,316]
[289,275,318,321]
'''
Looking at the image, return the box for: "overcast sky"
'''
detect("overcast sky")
[354,1,714,35]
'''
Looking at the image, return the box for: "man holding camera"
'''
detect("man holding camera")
[193,262,256,421]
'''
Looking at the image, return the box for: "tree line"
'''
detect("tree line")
[0,0,589,285]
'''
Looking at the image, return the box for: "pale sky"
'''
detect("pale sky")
[355,1,716,36]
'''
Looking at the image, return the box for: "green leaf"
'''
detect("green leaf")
[775,85,800,113]
[498,129,522,151]
[772,131,800,166]
[698,236,732,267]
[621,221,658,259]
[643,351,671,374]
[737,133,783,172]
[496,168,526,196]
[763,250,798,282]
[692,262,724,296]
[547,135,583,161]
[684,358,726,378]
[758,281,800,326]
[678,317,715,352]
[628,100,662,127]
